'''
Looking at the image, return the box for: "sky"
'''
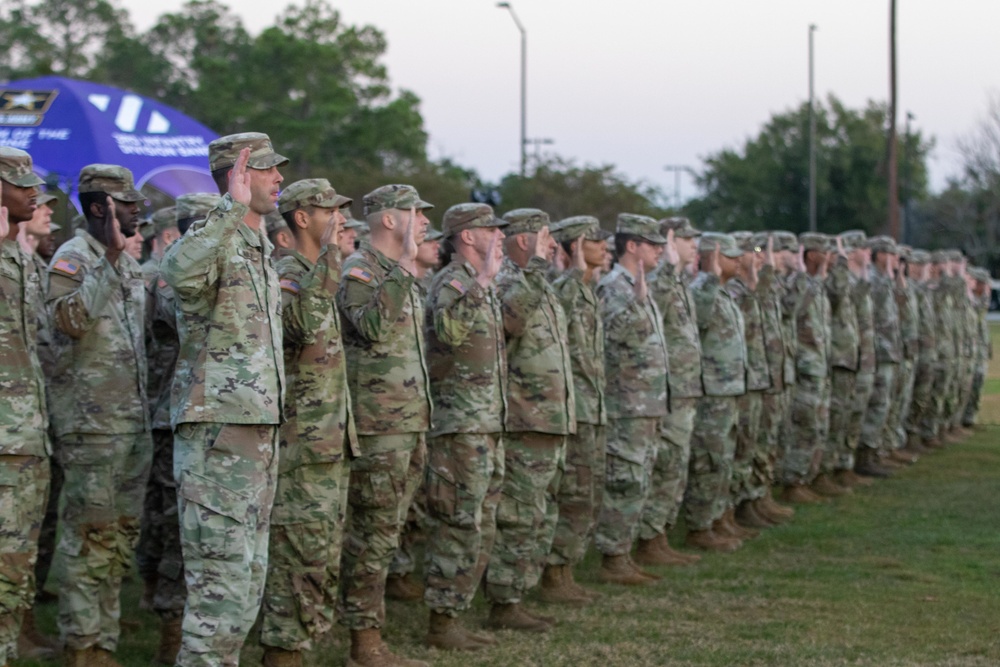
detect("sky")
[119,0,1000,203]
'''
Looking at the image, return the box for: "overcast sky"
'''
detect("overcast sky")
[120,0,1000,202]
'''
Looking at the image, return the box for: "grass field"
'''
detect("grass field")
[20,326,1000,667]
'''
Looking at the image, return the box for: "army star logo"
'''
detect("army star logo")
[0,89,59,126]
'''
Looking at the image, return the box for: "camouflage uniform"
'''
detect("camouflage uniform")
[336,185,433,631]
[0,148,50,665]
[861,238,902,459]
[928,255,957,438]
[774,231,801,473]
[162,133,287,667]
[422,203,508,616]
[685,233,747,530]
[953,270,978,427]
[259,181,359,652]
[47,165,151,653]
[546,216,609,567]
[825,248,860,473]
[486,208,575,605]
[887,263,920,450]
[907,252,939,442]
[849,265,877,459]
[963,269,992,426]
[641,218,702,541]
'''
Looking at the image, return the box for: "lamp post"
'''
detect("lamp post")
[526,137,554,166]
[497,2,527,178]
[663,165,692,210]
[808,23,818,233]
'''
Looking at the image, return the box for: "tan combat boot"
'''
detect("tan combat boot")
[539,564,591,606]
[835,468,874,488]
[752,497,790,524]
[888,448,918,465]
[719,508,758,540]
[63,647,94,667]
[685,528,741,552]
[93,648,123,667]
[759,492,795,520]
[597,554,653,586]
[782,484,825,504]
[425,611,487,651]
[660,534,701,564]
[18,611,58,660]
[347,628,429,667]
[811,473,852,497]
[262,646,303,667]
[735,500,774,529]
[153,616,182,666]
[485,603,550,633]
[633,534,684,567]
[563,565,601,600]
[385,573,424,602]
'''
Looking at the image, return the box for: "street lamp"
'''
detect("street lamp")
[526,137,553,166]
[808,23,818,233]
[497,2,527,177]
[663,165,693,210]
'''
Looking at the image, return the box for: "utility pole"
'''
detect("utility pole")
[887,0,900,240]
[497,2,527,178]
[809,24,818,232]
[663,165,692,210]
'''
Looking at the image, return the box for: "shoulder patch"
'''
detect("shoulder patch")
[279,278,301,294]
[446,278,468,295]
[347,267,373,283]
[51,259,80,276]
[157,278,168,289]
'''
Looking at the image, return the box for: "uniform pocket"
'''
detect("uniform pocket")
[178,469,250,562]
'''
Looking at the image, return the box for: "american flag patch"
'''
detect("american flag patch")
[52,259,79,276]
[280,278,300,294]
[348,267,373,283]
[446,278,467,294]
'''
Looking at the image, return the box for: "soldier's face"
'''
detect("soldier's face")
[675,237,697,266]
[635,240,663,268]
[392,208,429,245]
[160,227,181,249]
[417,239,440,269]
[582,239,605,269]
[248,166,283,216]
[112,197,141,235]
[23,201,52,237]
[2,180,37,224]
[339,228,358,258]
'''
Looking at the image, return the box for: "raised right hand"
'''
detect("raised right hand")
[533,226,552,260]
[228,148,252,206]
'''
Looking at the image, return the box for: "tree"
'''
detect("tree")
[685,95,932,236]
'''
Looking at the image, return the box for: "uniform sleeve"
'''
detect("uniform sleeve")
[47,250,123,339]
[599,280,643,344]
[162,195,247,301]
[497,257,548,338]
[552,269,585,316]
[337,258,415,343]
[648,262,678,316]
[432,275,487,347]
[281,247,341,348]
[691,274,721,335]
[825,256,851,306]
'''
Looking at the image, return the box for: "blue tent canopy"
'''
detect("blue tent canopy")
[0,76,219,203]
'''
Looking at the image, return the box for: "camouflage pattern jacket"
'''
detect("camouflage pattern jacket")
[852,275,876,375]
[930,279,957,364]
[870,269,902,365]
[976,293,992,362]
[825,257,860,372]
[649,262,703,399]
[778,270,800,386]
[496,256,575,434]
[0,239,48,456]
[424,258,507,437]
[553,268,607,425]
[47,229,149,436]
[277,247,359,478]
[958,288,977,360]
[726,275,770,392]
[912,281,938,367]
[756,265,791,393]
[690,271,747,398]
[789,271,831,379]
[162,195,285,426]
[338,240,432,439]
[29,251,56,379]
[896,279,920,361]
[148,264,178,431]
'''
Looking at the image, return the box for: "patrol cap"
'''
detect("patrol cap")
[898,244,913,262]
[424,227,444,242]
[947,249,965,262]
[265,211,289,236]
[0,147,44,187]
[550,215,611,244]
[503,208,550,236]
[730,231,757,253]
[838,229,867,252]
[36,192,57,207]
[151,206,178,235]
[699,232,743,258]
[278,178,351,214]
[867,235,898,254]
[344,217,366,230]
[930,250,949,264]
[176,193,221,222]
[969,267,991,283]
[78,164,145,202]
[659,216,700,239]
[909,249,931,264]
[208,132,288,172]
[772,230,798,252]
[617,213,667,244]
[363,184,433,217]
[799,232,828,253]
[441,202,506,238]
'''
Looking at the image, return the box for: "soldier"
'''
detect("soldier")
[485,207,574,631]
[952,255,978,433]
[421,203,507,650]
[963,267,992,427]
[414,225,443,289]
[266,212,296,256]
[257,179,358,667]
[47,164,150,666]
[771,231,801,480]
[903,250,936,452]
[340,213,365,259]
[139,207,181,284]
[336,184,432,667]
[780,233,831,501]
[162,134,287,667]
[0,148,56,664]
[886,247,922,463]
[638,218,705,565]
[684,233,746,551]
[844,234,879,484]
[542,215,611,598]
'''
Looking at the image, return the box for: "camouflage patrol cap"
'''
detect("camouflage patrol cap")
[969,267,991,283]
[78,164,145,202]
[363,184,433,217]
[424,227,444,242]
[617,213,667,244]
[503,208,550,236]
[208,132,288,172]
[947,249,965,262]
[176,193,221,222]
[151,206,178,235]
[799,232,829,253]
[659,216,701,238]
[278,178,352,214]
[550,215,611,244]
[36,192,57,207]
[930,249,949,264]
[898,244,913,262]
[838,229,867,252]
[265,211,289,236]
[772,230,798,252]
[699,232,743,258]
[909,249,931,264]
[344,217,366,230]
[0,147,44,187]
[730,231,758,253]
[867,235,898,254]
[441,202,506,238]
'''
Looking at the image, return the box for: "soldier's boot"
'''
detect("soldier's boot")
[660,534,702,565]
[810,473,852,498]
[261,646,303,667]
[425,612,487,651]
[139,573,158,611]
[685,528,741,553]
[347,628,429,667]
[18,612,58,660]
[878,454,906,470]
[563,565,601,600]
[855,450,894,478]
[521,606,558,625]
[93,648,123,667]
[904,434,930,456]
[782,483,825,503]
[633,534,689,566]
[753,497,790,525]
[888,448,918,465]
[835,469,874,488]
[63,647,93,667]
[385,573,424,602]
[760,492,795,520]
[626,554,662,581]
[735,500,774,529]
[485,603,551,633]
[597,554,653,586]
[153,616,182,666]
[539,565,591,606]
[718,508,758,540]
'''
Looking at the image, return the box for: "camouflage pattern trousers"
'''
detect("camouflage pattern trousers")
[953,356,976,429]
[780,374,831,486]
[963,362,988,427]
[54,431,151,651]
[485,432,565,605]
[684,396,737,530]
[732,391,763,505]
[0,455,48,665]
[173,423,277,667]
[423,432,504,616]
[34,451,61,601]
[885,358,915,452]
[758,390,788,493]
[389,448,428,579]
[594,418,659,556]
[860,363,898,455]
[136,429,185,619]
[259,459,349,651]
[848,371,875,459]
[639,399,697,540]
[826,368,858,473]
[547,423,606,565]
[339,433,424,630]
[931,360,958,438]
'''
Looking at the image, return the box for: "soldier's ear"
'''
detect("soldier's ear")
[88,200,105,219]
[292,208,309,230]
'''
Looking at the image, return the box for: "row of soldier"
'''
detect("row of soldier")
[0,133,992,667]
